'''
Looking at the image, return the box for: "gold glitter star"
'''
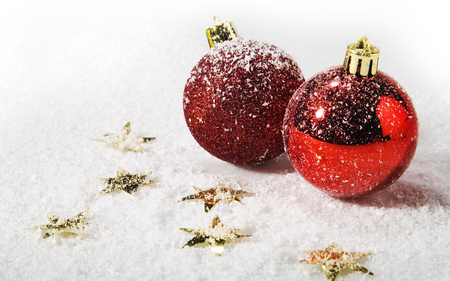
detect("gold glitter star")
[94,122,155,151]
[300,243,374,281]
[29,208,90,239]
[180,215,251,256]
[178,184,253,212]
[98,167,154,195]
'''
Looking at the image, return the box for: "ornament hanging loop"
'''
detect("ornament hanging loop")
[206,16,239,48]
[344,36,380,77]
[357,36,371,54]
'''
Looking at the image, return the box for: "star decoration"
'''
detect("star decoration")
[299,243,374,281]
[180,215,251,256]
[98,167,154,195]
[29,208,90,239]
[178,184,253,212]
[94,122,155,151]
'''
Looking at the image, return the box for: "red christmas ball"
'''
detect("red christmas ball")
[184,37,305,165]
[283,38,418,198]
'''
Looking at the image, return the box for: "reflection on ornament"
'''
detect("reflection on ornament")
[180,215,251,256]
[283,37,418,198]
[179,184,253,212]
[300,243,373,281]
[183,17,305,165]
[94,122,155,152]
[29,208,90,239]
[97,167,154,195]
[315,107,325,120]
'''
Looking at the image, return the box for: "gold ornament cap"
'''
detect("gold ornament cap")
[206,16,239,48]
[343,36,380,77]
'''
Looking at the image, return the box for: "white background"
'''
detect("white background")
[0,1,449,280]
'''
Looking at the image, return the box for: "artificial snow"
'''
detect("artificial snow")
[0,1,449,280]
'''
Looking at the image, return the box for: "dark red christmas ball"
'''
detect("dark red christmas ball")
[184,38,305,165]
[283,66,418,198]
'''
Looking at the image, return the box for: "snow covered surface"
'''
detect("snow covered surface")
[0,1,449,280]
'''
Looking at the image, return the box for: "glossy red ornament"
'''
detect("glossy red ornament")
[184,18,305,165]
[283,37,418,198]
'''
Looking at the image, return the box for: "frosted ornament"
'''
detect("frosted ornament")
[183,17,305,165]
[178,183,253,212]
[94,122,155,152]
[300,242,373,281]
[97,167,155,195]
[283,37,418,198]
[29,208,90,239]
[180,215,251,256]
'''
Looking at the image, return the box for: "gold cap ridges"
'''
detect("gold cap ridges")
[206,16,239,48]
[344,36,380,77]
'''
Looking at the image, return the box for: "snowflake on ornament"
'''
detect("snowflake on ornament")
[300,243,373,281]
[93,122,155,151]
[29,208,91,239]
[180,215,251,256]
[178,184,253,212]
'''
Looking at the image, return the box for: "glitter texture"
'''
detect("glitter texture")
[283,66,418,198]
[97,167,154,195]
[184,38,304,165]
[180,215,251,256]
[178,184,253,212]
[29,208,90,239]
[299,242,373,281]
[94,122,155,152]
